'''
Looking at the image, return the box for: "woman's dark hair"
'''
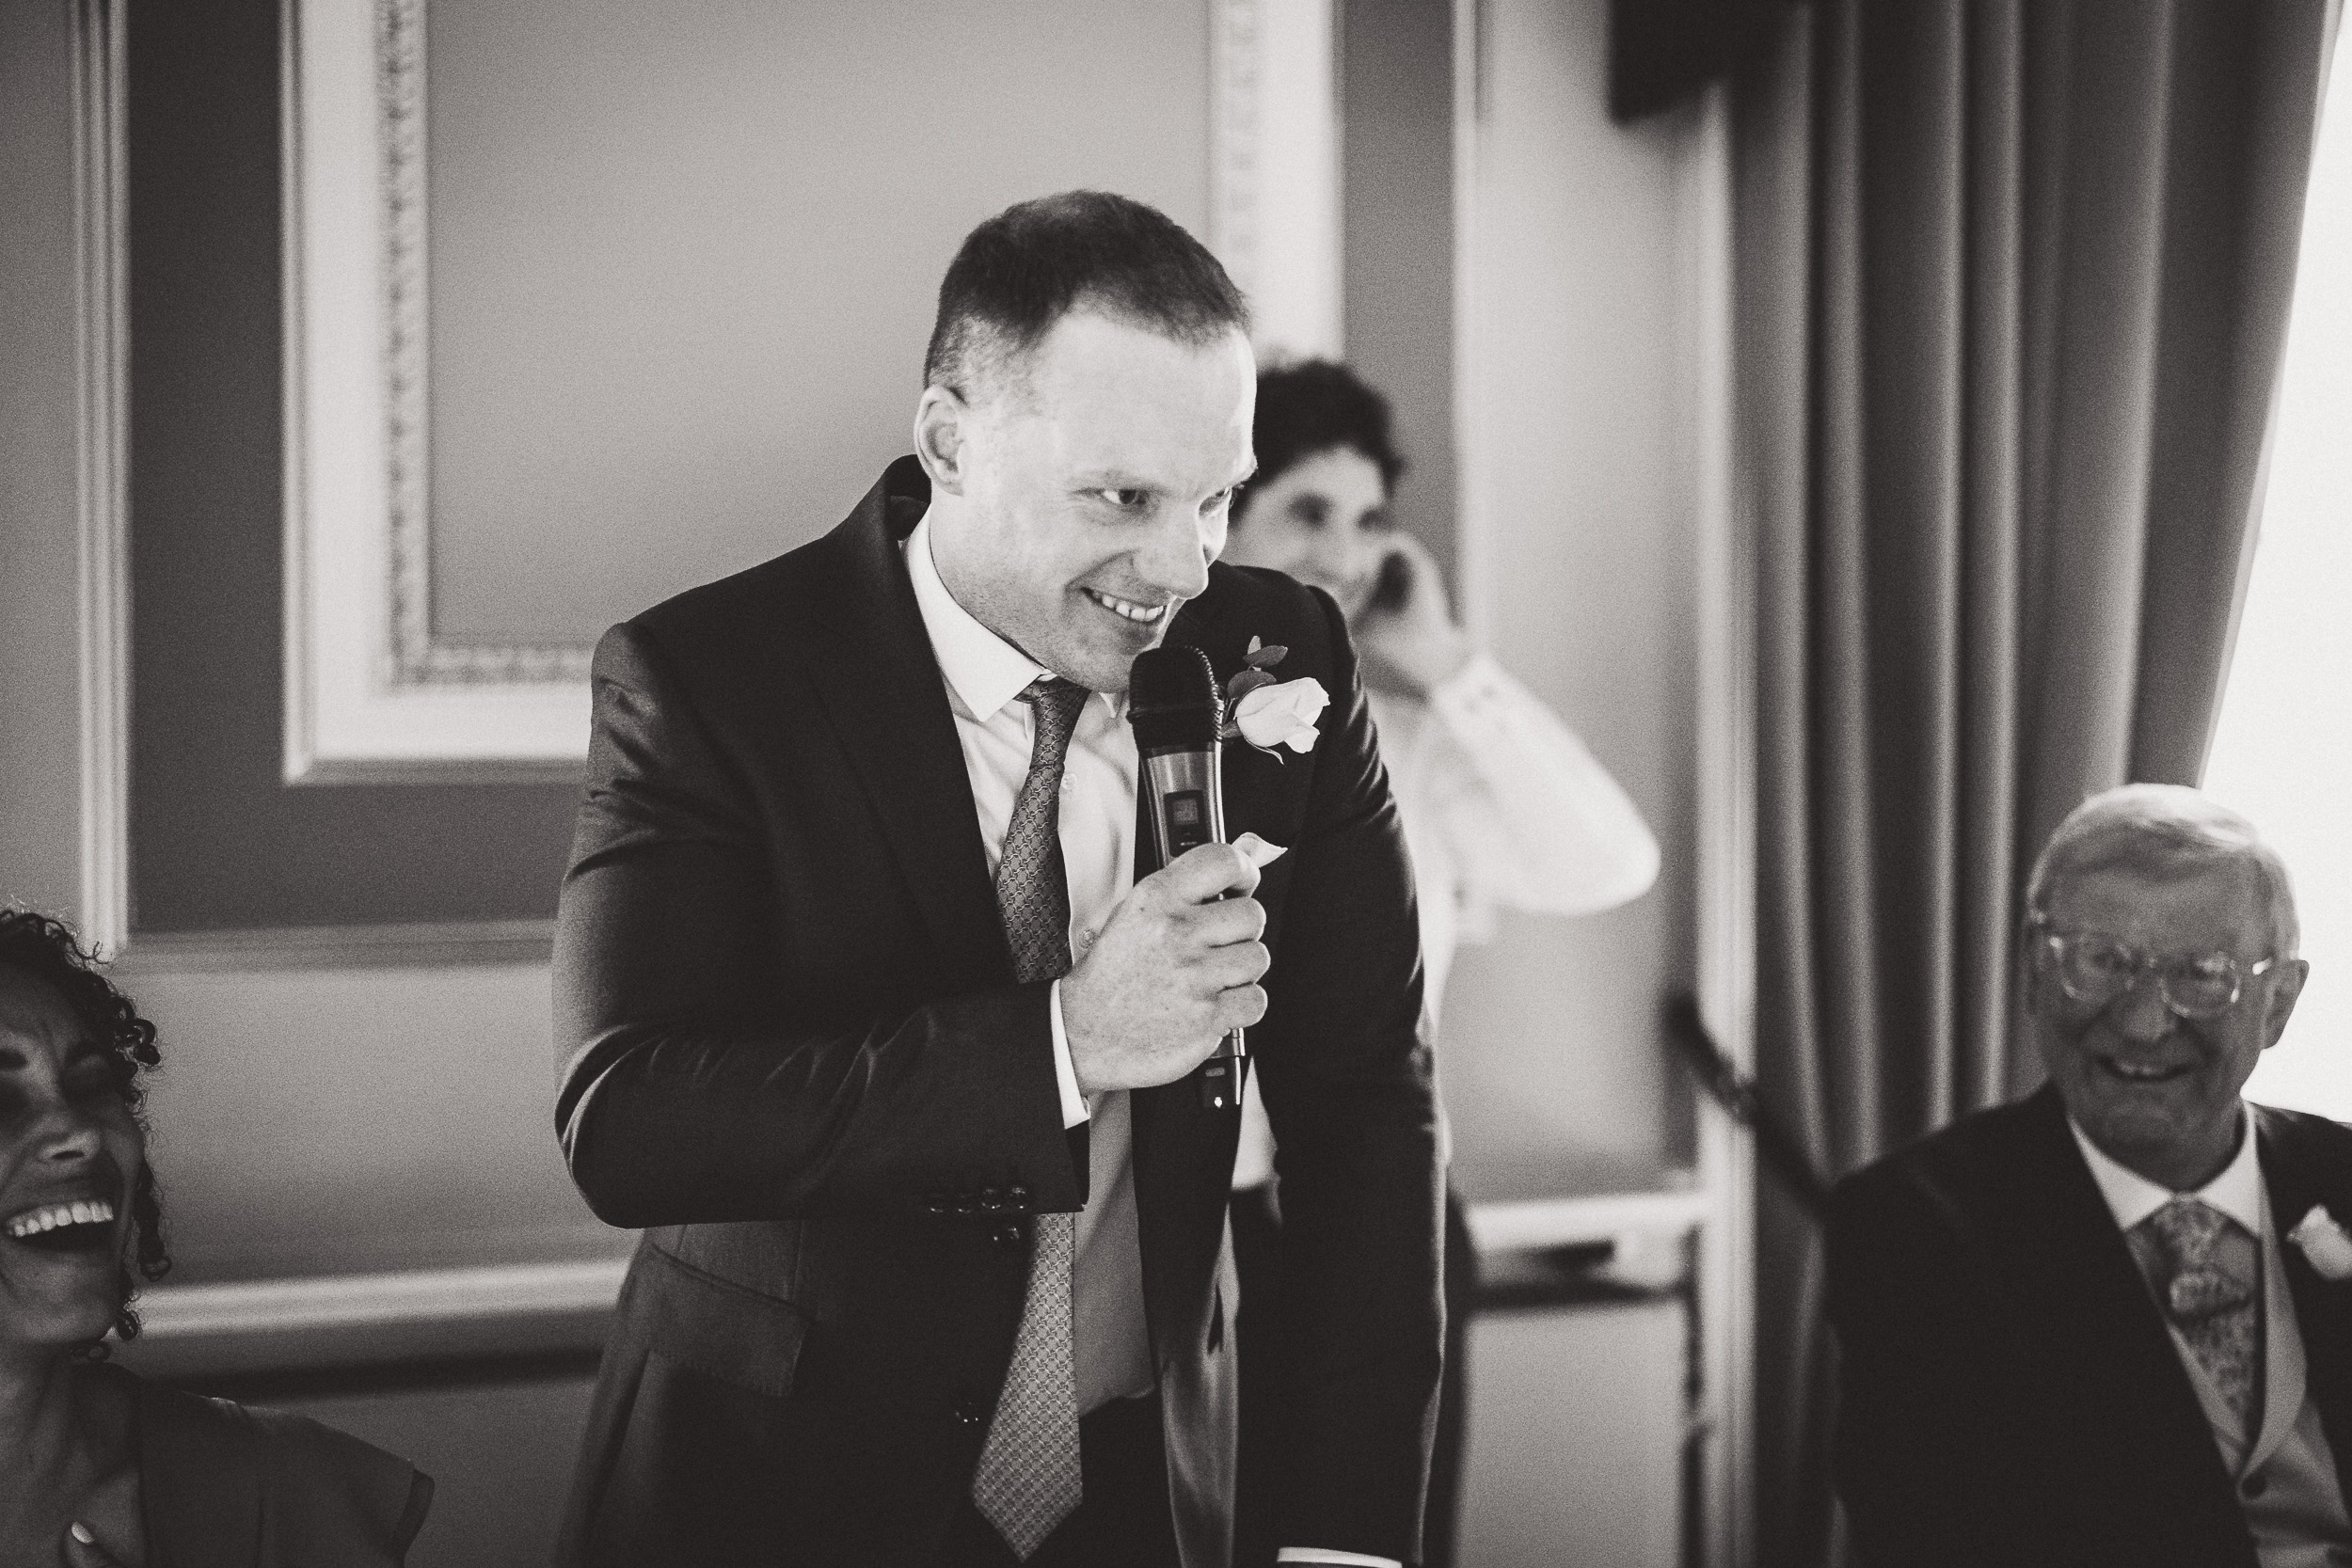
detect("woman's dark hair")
[0,907,169,1347]
[1234,359,1409,520]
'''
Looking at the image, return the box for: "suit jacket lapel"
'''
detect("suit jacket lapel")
[2006,1087,2257,1554]
[2255,1104,2352,1510]
[800,459,1011,994]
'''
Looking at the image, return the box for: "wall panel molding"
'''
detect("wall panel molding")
[1213,0,1343,360]
[114,918,556,974]
[114,1257,625,1382]
[285,0,1329,785]
[74,0,132,952]
[1688,81,1756,1568]
[281,0,593,784]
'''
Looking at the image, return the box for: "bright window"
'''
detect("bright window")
[2206,46,2352,1119]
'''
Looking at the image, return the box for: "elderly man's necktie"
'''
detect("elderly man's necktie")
[971,676,1091,1560]
[2138,1196,2263,1436]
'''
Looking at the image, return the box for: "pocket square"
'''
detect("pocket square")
[2289,1205,2352,1281]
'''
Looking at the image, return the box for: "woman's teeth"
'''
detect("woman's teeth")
[1086,589,1166,626]
[5,1199,116,1239]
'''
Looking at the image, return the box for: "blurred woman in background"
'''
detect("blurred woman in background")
[1219,361,1659,1567]
[0,909,432,1567]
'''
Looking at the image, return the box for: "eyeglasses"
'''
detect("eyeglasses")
[2031,920,2276,1020]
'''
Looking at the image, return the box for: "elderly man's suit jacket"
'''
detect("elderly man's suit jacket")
[1830,1083,2352,1568]
[549,458,1444,1568]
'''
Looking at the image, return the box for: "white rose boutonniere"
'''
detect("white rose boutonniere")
[2290,1205,2352,1281]
[1221,638,1328,758]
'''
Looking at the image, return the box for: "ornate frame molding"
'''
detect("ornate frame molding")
[373,0,591,692]
[283,0,1334,784]
[282,0,593,785]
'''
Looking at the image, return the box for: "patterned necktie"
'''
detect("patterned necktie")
[971,676,1091,1560]
[2139,1196,2263,1434]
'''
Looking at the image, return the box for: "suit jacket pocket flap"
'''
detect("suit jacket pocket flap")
[637,1242,809,1399]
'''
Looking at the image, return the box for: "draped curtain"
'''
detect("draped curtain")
[1728,2,2343,1562]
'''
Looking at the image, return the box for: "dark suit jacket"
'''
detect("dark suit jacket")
[551,458,1444,1567]
[1829,1083,2352,1568]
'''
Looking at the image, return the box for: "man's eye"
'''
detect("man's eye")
[1096,488,1149,510]
[2079,943,2135,976]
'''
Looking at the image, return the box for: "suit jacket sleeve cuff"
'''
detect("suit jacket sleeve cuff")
[1048,980,1089,1130]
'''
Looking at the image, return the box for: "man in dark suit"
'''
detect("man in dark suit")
[1830,784,2352,1568]
[551,192,1442,1568]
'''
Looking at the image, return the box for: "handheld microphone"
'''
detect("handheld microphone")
[1128,644,1248,1111]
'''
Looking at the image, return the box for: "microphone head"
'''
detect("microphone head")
[1128,645,1221,752]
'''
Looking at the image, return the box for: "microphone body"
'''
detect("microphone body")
[1128,645,1248,1111]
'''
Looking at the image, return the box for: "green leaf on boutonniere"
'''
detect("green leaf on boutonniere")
[1226,667,1279,700]
[1245,643,1289,671]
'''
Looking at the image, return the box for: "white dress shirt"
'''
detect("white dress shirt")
[2068,1108,2352,1565]
[906,516,1386,1566]
[905,515,1152,1417]
[1233,653,1660,1189]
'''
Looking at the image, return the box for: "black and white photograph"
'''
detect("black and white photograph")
[2,1,2346,1564]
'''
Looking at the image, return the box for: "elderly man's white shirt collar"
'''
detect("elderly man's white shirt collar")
[2067,1103,2264,1235]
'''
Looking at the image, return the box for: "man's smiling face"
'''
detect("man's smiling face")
[923,309,1256,694]
[2031,858,2303,1191]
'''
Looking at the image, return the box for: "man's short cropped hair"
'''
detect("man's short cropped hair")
[924,190,1249,401]
[1234,360,1409,521]
[2026,783,2300,958]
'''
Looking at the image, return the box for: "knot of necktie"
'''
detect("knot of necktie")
[2141,1197,2256,1324]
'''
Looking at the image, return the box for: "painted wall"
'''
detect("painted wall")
[122,960,612,1284]
[1342,0,1461,585]
[1441,0,1702,1200]
[0,0,87,925]
[424,0,1214,642]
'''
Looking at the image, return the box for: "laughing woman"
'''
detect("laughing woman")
[0,909,431,1567]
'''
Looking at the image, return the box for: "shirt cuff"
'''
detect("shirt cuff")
[1047,979,1089,1130]
[1275,1553,1401,1566]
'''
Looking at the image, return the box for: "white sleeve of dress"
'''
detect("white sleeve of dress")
[1422,652,1660,925]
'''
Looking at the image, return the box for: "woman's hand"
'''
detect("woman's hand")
[1352,532,1473,696]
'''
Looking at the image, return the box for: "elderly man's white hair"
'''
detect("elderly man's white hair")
[2026,783,2299,958]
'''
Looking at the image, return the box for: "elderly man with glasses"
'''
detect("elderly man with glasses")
[1829,783,2352,1568]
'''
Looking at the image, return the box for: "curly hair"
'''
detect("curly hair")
[0,907,170,1347]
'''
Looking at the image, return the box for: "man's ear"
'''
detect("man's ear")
[2263,958,2310,1049]
[913,385,971,497]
